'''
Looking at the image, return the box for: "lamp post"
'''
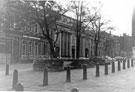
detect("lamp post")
[5,37,9,75]
[4,37,13,75]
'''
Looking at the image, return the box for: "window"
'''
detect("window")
[27,25,31,32]
[22,40,26,54]
[43,43,48,55]
[34,42,38,55]
[30,25,33,33]
[34,24,38,33]
[37,24,41,33]
[29,41,32,55]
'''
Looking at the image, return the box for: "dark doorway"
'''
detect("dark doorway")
[72,46,75,58]
[85,48,89,58]
[55,47,59,57]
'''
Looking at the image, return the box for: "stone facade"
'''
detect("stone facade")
[0,15,105,63]
[132,6,135,58]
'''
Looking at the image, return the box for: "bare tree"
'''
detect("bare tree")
[2,0,68,58]
[69,1,96,59]
[90,16,103,57]
[87,3,111,57]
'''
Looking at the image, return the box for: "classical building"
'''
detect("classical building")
[119,33,132,57]
[0,15,104,63]
[0,23,49,63]
[132,6,135,59]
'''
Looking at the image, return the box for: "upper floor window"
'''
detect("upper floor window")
[28,25,31,32]
[34,24,38,33]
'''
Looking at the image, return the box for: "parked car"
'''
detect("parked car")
[114,56,124,61]
[90,56,107,65]
[104,56,114,64]
[112,58,116,61]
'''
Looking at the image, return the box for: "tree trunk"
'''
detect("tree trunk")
[48,38,57,58]
[94,43,98,57]
[76,36,80,59]
[49,44,57,58]
[94,42,99,64]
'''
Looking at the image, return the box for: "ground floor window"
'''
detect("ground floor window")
[22,40,26,54]
[29,41,32,55]
[34,42,38,55]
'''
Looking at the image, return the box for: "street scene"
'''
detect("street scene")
[0,0,135,92]
[0,60,135,92]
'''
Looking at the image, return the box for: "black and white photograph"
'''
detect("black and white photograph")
[0,0,135,91]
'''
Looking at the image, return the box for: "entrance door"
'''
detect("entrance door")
[85,48,89,58]
[72,46,75,58]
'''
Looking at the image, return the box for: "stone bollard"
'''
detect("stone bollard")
[12,69,18,89]
[96,64,100,77]
[131,59,134,67]
[104,63,108,75]
[5,64,9,75]
[112,62,115,73]
[118,61,121,71]
[123,60,126,69]
[83,65,87,80]
[127,59,130,68]
[129,59,130,68]
[43,67,48,86]
[66,66,71,82]
[71,87,79,92]
[15,83,24,91]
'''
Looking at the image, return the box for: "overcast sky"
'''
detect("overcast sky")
[100,0,135,36]
[57,0,135,36]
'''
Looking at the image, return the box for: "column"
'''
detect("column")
[41,42,43,56]
[26,39,29,61]
[70,34,72,58]
[59,32,62,58]
[11,39,14,63]
[41,42,43,55]
[65,32,67,57]
[80,38,84,57]
[32,41,34,56]
[75,36,76,59]
[18,38,21,62]
[19,38,22,61]
[67,32,70,57]
[83,38,85,57]
[61,32,65,57]
[89,40,91,57]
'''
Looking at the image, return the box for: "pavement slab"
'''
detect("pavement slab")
[0,61,135,92]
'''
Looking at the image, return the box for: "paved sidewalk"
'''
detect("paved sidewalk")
[0,61,135,92]
[0,63,32,71]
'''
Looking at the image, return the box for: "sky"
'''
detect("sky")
[100,0,135,36]
[57,0,135,36]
